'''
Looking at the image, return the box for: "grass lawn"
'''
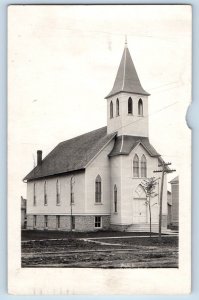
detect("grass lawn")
[21,231,178,268]
[22,230,165,241]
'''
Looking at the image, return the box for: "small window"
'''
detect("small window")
[95,216,102,228]
[56,180,61,205]
[44,181,48,205]
[114,185,117,213]
[128,97,133,114]
[33,183,36,206]
[44,215,48,229]
[110,101,113,118]
[95,175,102,203]
[138,98,143,116]
[70,176,75,204]
[133,154,139,177]
[56,216,60,229]
[116,98,119,116]
[141,155,147,177]
[33,215,37,229]
[71,216,75,230]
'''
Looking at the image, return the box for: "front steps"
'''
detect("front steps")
[126,223,159,233]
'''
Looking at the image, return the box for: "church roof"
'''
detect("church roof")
[108,135,160,157]
[105,44,150,99]
[169,176,179,184]
[24,127,116,181]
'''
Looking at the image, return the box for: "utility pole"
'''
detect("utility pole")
[154,162,176,239]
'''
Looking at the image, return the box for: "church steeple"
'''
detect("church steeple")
[106,41,150,137]
[105,41,149,99]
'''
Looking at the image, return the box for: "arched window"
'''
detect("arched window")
[95,175,102,203]
[56,180,61,205]
[114,185,117,213]
[133,154,139,177]
[141,155,147,178]
[44,181,48,205]
[128,97,133,114]
[116,98,119,116]
[70,176,75,204]
[110,101,113,118]
[138,98,143,116]
[33,182,36,206]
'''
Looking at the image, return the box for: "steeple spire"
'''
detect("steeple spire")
[105,43,150,99]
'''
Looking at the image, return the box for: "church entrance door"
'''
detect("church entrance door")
[133,184,147,224]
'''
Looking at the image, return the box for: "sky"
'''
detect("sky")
[8,5,191,199]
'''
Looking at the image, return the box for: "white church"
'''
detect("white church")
[24,41,168,232]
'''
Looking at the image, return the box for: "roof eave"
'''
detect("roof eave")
[105,90,150,99]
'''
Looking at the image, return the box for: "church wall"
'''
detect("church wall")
[26,171,86,216]
[107,92,149,137]
[85,139,115,216]
[110,155,122,225]
[119,144,167,227]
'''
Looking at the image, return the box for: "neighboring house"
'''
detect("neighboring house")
[23,41,168,232]
[169,176,179,229]
[167,191,172,228]
[21,196,27,229]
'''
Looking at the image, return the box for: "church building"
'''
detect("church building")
[24,41,168,232]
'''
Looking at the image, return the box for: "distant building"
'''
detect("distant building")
[23,41,168,232]
[169,176,179,229]
[167,190,172,228]
[21,197,27,229]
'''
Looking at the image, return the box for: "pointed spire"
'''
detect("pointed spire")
[105,43,150,99]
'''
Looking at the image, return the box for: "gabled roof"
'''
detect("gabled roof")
[108,135,160,157]
[24,127,116,181]
[169,176,179,184]
[105,45,150,99]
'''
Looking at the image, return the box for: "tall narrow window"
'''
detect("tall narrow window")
[95,175,102,203]
[110,101,113,118]
[44,181,47,205]
[56,216,60,229]
[44,215,48,229]
[56,180,61,205]
[33,215,37,229]
[70,176,75,204]
[128,97,133,114]
[33,183,36,206]
[116,98,119,116]
[133,154,139,177]
[141,155,147,178]
[114,185,117,213]
[138,98,143,116]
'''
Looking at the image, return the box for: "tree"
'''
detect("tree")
[141,177,158,237]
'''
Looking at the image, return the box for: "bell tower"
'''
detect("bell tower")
[105,40,150,137]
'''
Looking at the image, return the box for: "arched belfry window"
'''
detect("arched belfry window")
[116,98,119,116]
[110,101,113,119]
[95,175,102,203]
[44,181,47,205]
[114,185,117,213]
[128,97,133,114]
[141,155,147,178]
[138,98,143,116]
[133,154,139,177]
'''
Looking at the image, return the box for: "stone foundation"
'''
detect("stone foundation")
[26,215,110,231]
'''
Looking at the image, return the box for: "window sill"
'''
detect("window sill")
[56,203,61,206]
[44,204,48,206]
[95,203,103,205]
[127,113,133,116]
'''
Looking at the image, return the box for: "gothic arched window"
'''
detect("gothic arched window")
[44,181,48,205]
[133,154,139,177]
[128,97,133,114]
[95,175,102,203]
[33,182,36,206]
[138,98,143,116]
[141,155,147,178]
[114,185,117,213]
[56,180,61,205]
[116,98,120,116]
[110,101,113,118]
